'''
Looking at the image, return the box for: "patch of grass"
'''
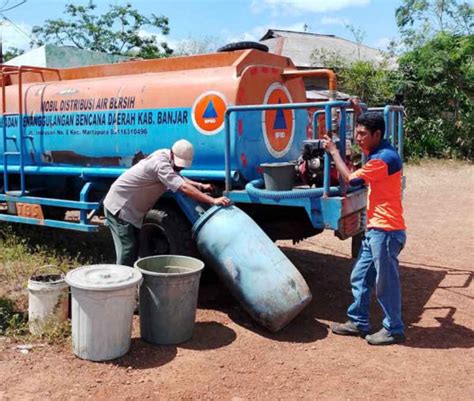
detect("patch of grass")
[0,223,115,309]
[0,222,115,343]
[0,296,26,336]
[20,317,71,344]
[1,295,71,343]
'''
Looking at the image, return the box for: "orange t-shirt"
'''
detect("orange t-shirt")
[349,140,406,231]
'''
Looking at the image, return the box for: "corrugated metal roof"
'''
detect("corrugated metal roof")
[260,29,396,69]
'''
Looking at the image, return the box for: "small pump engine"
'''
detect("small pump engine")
[297,138,358,187]
[297,139,326,187]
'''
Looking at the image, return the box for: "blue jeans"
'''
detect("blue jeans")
[347,229,406,335]
[105,209,140,267]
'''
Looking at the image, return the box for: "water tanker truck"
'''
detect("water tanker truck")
[0,43,404,331]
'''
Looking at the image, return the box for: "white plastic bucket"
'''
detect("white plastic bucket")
[66,265,142,361]
[28,265,69,336]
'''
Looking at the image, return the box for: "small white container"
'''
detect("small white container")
[28,266,69,336]
[66,265,142,361]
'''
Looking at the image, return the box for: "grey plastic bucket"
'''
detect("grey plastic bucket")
[135,255,204,345]
[260,162,296,190]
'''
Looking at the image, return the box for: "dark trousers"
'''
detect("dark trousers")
[105,209,139,267]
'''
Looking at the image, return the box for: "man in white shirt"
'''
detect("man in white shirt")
[103,139,230,266]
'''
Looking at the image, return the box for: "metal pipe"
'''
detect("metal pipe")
[0,165,126,177]
[339,107,347,196]
[224,111,232,192]
[383,105,404,148]
[0,64,61,73]
[308,102,352,197]
[226,100,348,114]
[391,110,397,147]
[1,67,7,192]
[183,169,240,181]
[311,110,325,139]
[79,181,93,223]
[0,64,61,82]
[323,105,333,197]
[398,111,404,161]
[0,165,239,180]
[322,152,332,196]
[0,193,99,209]
[224,100,350,193]
[18,67,25,195]
[281,69,337,136]
[383,107,391,144]
[0,214,98,232]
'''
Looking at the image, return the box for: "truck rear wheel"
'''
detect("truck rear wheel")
[139,204,198,258]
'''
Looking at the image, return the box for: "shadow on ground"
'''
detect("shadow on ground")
[199,246,473,349]
[5,225,472,350]
[109,321,236,370]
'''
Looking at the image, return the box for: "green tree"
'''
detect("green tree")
[3,47,25,62]
[398,32,474,158]
[395,0,473,159]
[396,0,473,46]
[30,1,172,59]
[344,24,367,60]
[311,49,398,106]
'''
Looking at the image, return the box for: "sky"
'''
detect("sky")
[1,0,404,53]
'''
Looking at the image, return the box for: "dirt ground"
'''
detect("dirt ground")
[1,161,473,401]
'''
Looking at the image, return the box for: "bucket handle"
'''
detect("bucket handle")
[31,265,66,278]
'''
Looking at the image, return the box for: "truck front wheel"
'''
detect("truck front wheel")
[138,204,198,258]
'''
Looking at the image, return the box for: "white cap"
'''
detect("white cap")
[172,139,194,168]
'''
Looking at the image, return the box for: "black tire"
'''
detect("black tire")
[217,41,269,53]
[42,206,67,221]
[139,204,198,258]
[351,232,365,259]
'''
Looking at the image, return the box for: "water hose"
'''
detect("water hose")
[245,179,343,200]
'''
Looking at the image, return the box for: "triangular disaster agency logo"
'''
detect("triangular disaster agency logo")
[262,83,295,158]
[273,100,288,136]
[192,92,228,135]
[203,100,218,123]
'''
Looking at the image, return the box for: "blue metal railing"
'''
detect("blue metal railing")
[0,164,239,181]
[224,100,352,196]
[365,105,404,159]
[0,179,101,232]
[383,105,404,161]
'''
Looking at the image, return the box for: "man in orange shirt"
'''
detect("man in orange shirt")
[323,107,406,345]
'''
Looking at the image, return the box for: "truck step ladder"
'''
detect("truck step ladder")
[1,65,61,195]
[0,66,100,232]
